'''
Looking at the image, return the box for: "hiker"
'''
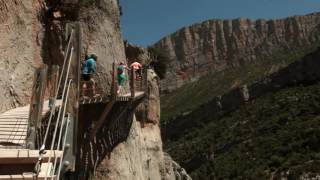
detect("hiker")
[117,61,129,94]
[81,54,97,97]
[130,61,142,80]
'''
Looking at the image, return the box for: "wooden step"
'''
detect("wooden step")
[0,133,27,140]
[0,149,63,164]
[0,122,28,125]
[0,141,26,146]
[0,131,27,136]
[0,125,27,128]
[0,134,26,140]
[0,118,28,121]
[0,174,56,180]
[0,128,27,132]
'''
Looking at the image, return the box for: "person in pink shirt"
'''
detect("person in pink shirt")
[130,61,142,80]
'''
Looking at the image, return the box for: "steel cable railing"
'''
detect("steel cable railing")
[45,79,72,179]
[57,113,71,180]
[34,30,74,178]
[40,29,74,151]
[44,48,74,179]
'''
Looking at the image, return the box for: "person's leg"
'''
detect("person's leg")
[82,82,87,96]
[90,78,96,96]
[117,76,121,94]
[137,69,142,80]
[117,85,121,94]
[118,75,125,94]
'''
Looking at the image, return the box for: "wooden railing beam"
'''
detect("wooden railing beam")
[130,69,135,98]
[26,65,48,149]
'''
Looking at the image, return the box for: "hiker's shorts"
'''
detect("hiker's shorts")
[82,74,91,81]
[118,74,126,86]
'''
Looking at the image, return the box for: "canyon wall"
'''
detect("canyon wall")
[0,0,44,112]
[0,0,126,113]
[0,1,189,179]
[154,13,320,92]
[163,47,320,141]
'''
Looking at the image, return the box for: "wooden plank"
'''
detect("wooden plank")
[0,119,28,122]
[0,131,27,135]
[48,65,60,104]
[0,120,28,124]
[0,128,27,132]
[0,174,56,180]
[0,149,63,164]
[0,140,25,145]
[0,121,28,124]
[0,136,26,141]
[0,125,28,128]
[26,65,48,149]
[130,69,135,98]
[0,117,28,120]
[111,62,118,100]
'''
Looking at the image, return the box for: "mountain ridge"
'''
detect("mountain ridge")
[154,12,320,92]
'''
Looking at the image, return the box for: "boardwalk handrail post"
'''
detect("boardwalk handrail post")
[64,22,81,173]
[111,62,117,100]
[49,65,60,109]
[142,66,149,128]
[27,64,48,149]
[130,69,135,98]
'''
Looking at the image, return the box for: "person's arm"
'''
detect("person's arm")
[92,62,97,73]
[125,65,130,70]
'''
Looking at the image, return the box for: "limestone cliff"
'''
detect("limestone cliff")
[94,49,191,180]
[0,0,125,112]
[154,13,320,92]
[0,1,189,179]
[0,0,43,112]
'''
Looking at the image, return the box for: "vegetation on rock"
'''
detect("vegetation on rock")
[161,46,318,123]
[147,47,170,79]
[166,83,320,179]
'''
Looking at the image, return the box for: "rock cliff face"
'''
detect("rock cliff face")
[163,47,320,179]
[0,0,44,112]
[93,48,191,180]
[154,13,320,92]
[163,47,320,140]
[0,0,125,113]
[0,1,188,179]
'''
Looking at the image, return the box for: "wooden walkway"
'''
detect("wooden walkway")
[0,100,61,148]
[0,149,62,179]
[0,149,63,164]
[79,91,145,105]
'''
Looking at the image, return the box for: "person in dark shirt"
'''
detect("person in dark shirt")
[81,54,97,97]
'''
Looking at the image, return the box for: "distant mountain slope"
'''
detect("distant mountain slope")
[168,83,320,179]
[154,12,320,92]
[161,44,318,123]
[163,48,320,179]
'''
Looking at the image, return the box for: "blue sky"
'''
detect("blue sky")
[120,0,320,47]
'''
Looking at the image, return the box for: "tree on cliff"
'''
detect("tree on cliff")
[147,47,169,79]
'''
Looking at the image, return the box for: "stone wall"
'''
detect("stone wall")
[0,0,44,112]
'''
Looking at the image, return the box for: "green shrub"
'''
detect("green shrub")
[147,47,170,79]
